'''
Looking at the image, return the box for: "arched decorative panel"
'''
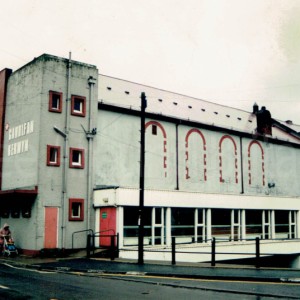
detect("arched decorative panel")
[185,129,207,181]
[219,135,238,184]
[248,140,265,186]
[145,121,167,177]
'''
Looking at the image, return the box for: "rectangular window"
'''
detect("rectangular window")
[152,125,157,135]
[49,91,62,113]
[47,145,61,166]
[71,95,86,117]
[69,198,84,221]
[69,148,85,169]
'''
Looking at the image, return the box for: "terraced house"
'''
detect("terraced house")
[0,54,300,260]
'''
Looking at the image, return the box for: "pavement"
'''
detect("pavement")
[1,251,300,284]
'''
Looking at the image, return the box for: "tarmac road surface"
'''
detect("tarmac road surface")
[1,261,300,299]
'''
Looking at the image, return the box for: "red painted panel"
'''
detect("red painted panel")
[44,207,58,248]
[100,207,116,247]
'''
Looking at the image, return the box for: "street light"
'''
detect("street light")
[53,126,67,138]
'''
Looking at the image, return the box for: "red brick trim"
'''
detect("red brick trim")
[69,198,84,221]
[71,95,86,117]
[69,148,85,169]
[219,135,238,184]
[185,128,207,181]
[248,140,265,186]
[145,121,168,177]
[49,91,63,113]
[46,145,61,166]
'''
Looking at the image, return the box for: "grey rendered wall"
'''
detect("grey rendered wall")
[2,55,98,250]
[37,56,98,249]
[95,108,300,198]
[2,59,43,190]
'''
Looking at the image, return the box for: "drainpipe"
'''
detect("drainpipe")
[86,76,97,231]
[175,123,179,190]
[61,52,72,250]
[239,136,244,194]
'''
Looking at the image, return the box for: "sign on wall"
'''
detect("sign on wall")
[6,120,34,156]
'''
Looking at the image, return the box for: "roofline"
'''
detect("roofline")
[14,53,97,74]
[272,120,300,140]
[98,102,300,148]
[98,73,251,115]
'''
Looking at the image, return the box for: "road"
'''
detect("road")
[1,262,300,299]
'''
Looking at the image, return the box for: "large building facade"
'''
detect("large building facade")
[0,54,300,256]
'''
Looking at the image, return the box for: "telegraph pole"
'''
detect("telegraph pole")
[138,92,147,265]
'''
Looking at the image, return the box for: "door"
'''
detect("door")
[100,207,116,247]
[44,207,58,248]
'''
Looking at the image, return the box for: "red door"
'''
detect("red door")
[44,207,58,248]
[100,207,116,247]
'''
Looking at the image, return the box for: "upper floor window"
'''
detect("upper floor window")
[47,145,61,167]
[49,91,62,113]
[71,95,86,117]
[69,198,84,221]
[152,125,157,135]
[69,147,85,169]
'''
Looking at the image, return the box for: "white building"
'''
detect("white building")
[0,54,300,259]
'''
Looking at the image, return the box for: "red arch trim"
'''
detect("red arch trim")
[248,140,264,157]
[248,140,265,186]
[219,135,238,184]
[185,129,206,149]
[219,135,237,153]
[145,120,167,177]
[145,121,167,138]
[185,128,207,181]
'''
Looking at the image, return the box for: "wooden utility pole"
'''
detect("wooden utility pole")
[138,92,147,265]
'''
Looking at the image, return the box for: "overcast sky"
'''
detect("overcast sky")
[1,0,300,124]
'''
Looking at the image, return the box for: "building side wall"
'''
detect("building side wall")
[37,57,98,249]
[2,61,43,190]
[96,109,300,197]
[1,55,98,251]
[95,111,140,187]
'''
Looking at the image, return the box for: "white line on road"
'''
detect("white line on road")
[1,262,55,274]
[0,285,10,290]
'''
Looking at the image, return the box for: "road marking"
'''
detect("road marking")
[95,272,300,286]
[0,285,10,290]
[1,262,55,274]
[126,271,146,276]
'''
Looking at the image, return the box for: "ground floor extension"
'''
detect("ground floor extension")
[94,188,300,249]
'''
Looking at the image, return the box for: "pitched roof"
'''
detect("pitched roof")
[98,75,300,144]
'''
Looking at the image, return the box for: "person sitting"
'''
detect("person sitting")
[0,224,12,252]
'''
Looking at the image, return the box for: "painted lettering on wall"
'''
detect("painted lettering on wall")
[7,120,34,156]
[8,120,34,141]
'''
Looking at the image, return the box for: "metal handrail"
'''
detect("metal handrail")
[93,229,115,236]
[72,229,94,249]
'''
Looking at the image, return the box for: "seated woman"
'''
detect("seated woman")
[0,223,12,252]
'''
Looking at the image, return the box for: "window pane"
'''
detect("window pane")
[155,208,162,224]
[275,210,289,237]
[152,125,157,135]
[198,209,203,224]
[211,209,231,237]
[72,151,81,164]
[49,92,62,112]
[52,94,60,109]
[72,203,81,217]
[49,148,57,163]
[74,98,82,112]
[246,210,262,238]
[171,208,194,240]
